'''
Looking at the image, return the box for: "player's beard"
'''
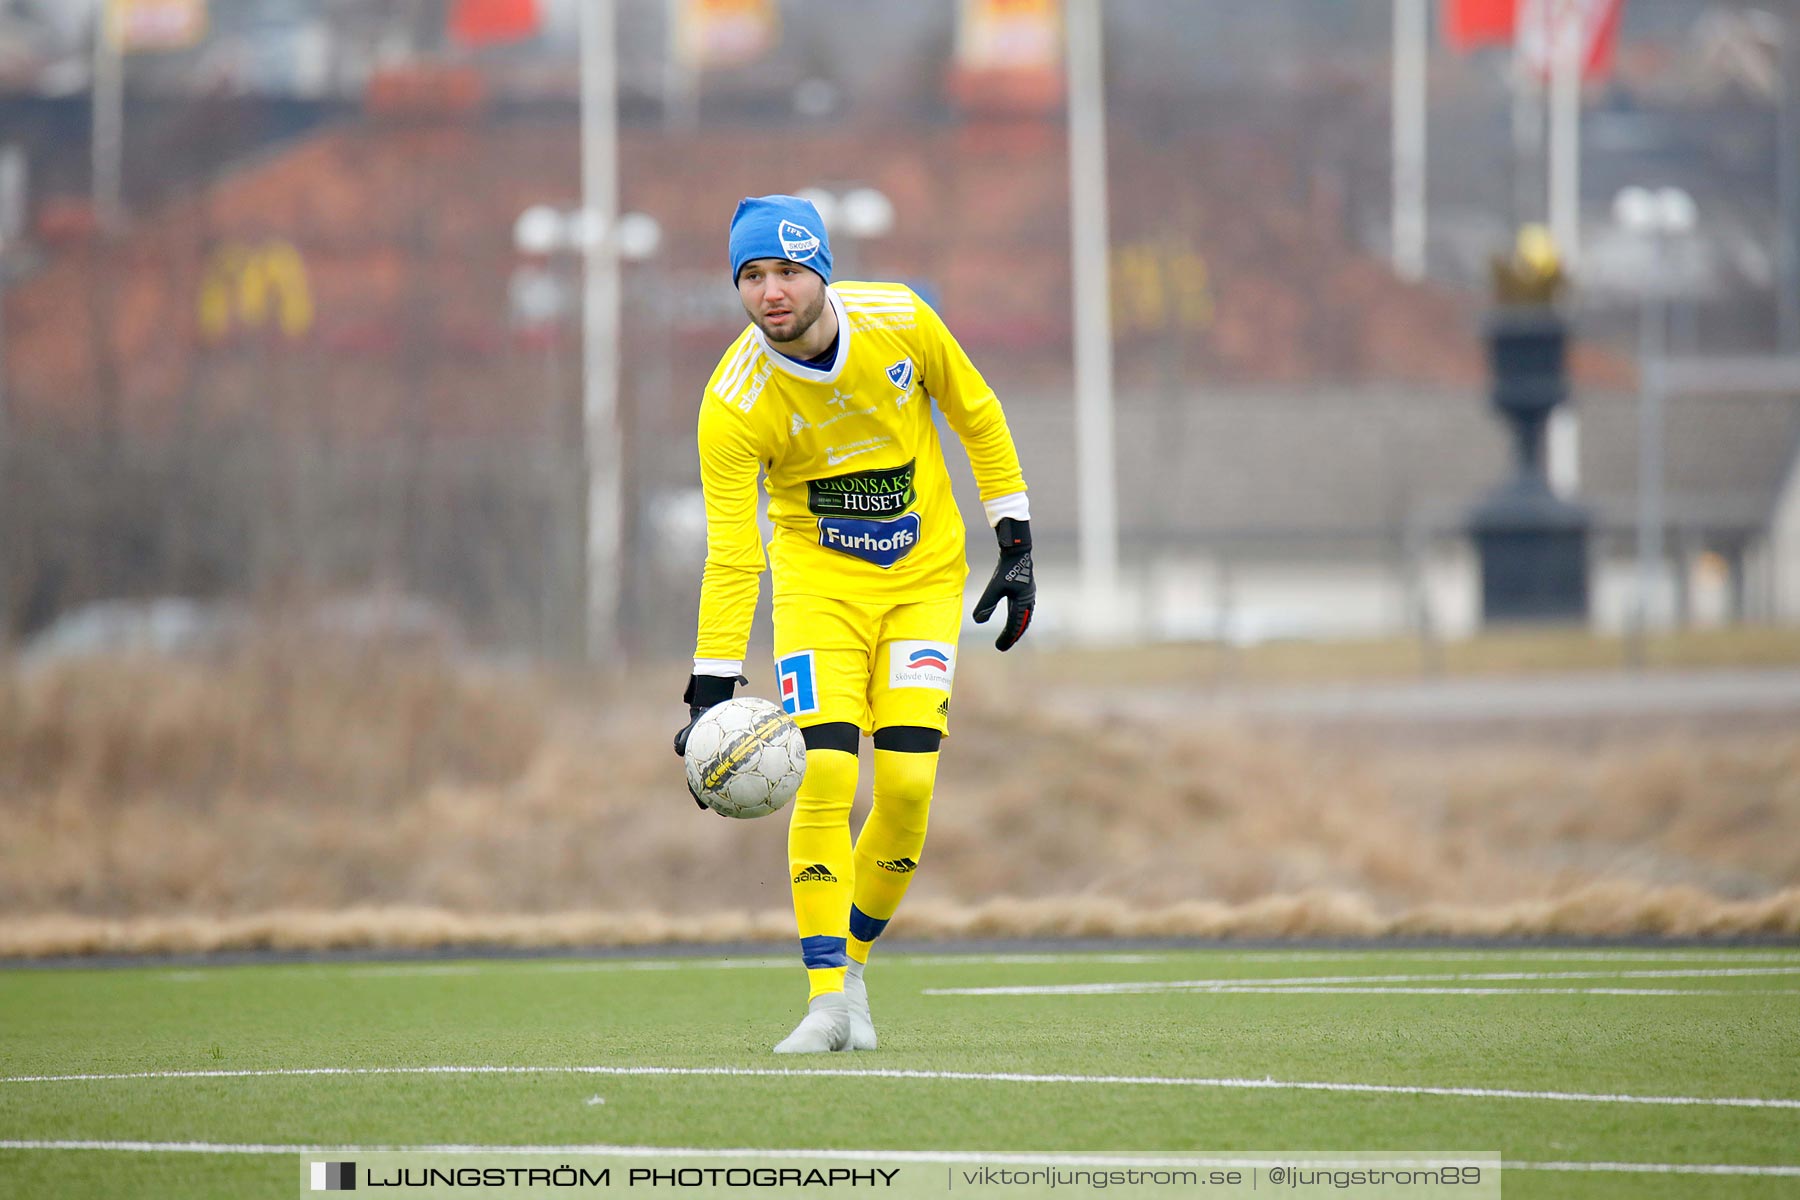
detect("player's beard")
[752,286,827,347]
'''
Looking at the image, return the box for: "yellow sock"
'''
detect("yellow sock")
[788,746,858,1000]
[849,747,938,961]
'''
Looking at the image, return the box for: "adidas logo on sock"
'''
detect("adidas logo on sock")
[792,863,839,883]
[876,857,917,874]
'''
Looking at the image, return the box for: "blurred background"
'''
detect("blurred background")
[1,0,1797,952]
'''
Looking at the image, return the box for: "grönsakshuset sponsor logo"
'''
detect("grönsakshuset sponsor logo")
[807,459,916,518]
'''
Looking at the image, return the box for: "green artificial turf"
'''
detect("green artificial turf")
[2,948,1796,1198]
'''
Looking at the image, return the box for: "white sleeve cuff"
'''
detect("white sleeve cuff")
[982,491,1031,527]
[693,658,745,677]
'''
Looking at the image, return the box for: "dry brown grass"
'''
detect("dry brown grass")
[1020,624,1800,687]
[2,638,1798,956]
[4,886,1796,958]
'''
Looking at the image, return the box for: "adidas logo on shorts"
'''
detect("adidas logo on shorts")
[877,857,918,874]
[792,863,839,883]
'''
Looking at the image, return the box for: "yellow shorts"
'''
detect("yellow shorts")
[771,592,961,736]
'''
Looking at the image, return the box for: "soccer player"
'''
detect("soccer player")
[674,195,1035,1054]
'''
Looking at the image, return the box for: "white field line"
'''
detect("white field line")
[1195,950,1800,964]
[154,954,1174,982]
[337,964,1800,987]
[923,966,1800,996]
[486,954,1175,974]
[147,951,1800,983]
[1118,986,1800,997]
[0,1141,1794,1177]
[3,1064,1796,1109]
[1513,1160,1800,1176]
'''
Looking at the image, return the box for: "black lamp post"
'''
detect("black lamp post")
[1469,232,1590,623]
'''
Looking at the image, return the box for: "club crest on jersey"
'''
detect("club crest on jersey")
[817,513,921,568]
[888,640,955,690]
[885,358,914,393]
[779,220,821,262]
[774,650,819,717]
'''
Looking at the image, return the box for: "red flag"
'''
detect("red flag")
[449,0,540,47]
[1443,0,1517,50]
[1515,0,1627,81]
[676,0,780,69]
[106,0,209,52]
[1583,0,1625,79]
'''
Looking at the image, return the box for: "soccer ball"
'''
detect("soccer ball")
[683,697,807,819]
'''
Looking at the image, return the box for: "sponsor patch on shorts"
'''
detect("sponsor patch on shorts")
[888,639,955,690]
[775,650,820,717]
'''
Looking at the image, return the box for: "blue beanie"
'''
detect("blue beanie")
[728,194,833,284]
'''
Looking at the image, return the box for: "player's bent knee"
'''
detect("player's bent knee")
[872,725,941,754]
[869,734,937,837]
[802,722,861,755]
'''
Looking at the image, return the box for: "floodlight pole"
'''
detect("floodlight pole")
[0,241,8,642]
[1779,17,1799,353]
[91,6,124,235]
[1616,186,1692,644]
[1390,0,1427,281]
[1634,233,1667,640]
[580,0,623,665]
[2,142,28,645]
[1066,0,1120,638]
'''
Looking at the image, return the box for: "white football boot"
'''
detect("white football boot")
[843,960,877,1051]
[772,992,851,1054]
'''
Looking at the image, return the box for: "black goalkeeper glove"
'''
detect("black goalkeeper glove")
[674,672,747,810]
[972,517,1035,652]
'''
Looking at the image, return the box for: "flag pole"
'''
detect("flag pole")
[1391,0,1428,280]
[1510,17,1543,228]
[1547,0,1582,271]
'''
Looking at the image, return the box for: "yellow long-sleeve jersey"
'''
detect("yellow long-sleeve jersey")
[693,282,1028,667]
